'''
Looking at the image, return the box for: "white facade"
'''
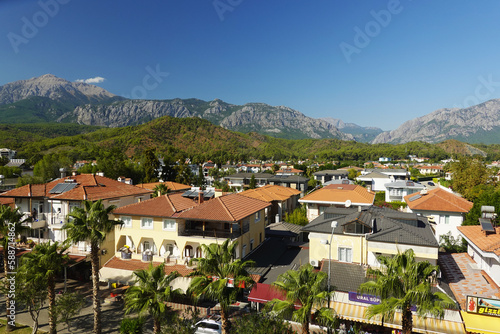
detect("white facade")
[406,208,464,242]
[466,241,500,287]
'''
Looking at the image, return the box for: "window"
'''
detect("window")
[319,206,327,215]
[255,211,261,222]
[338,247,352,263]
[184,245,193,258]
[122,216,132,228]
[141,217,153,229]
[444,215,450,224]
[196,247,202,257]
[143,241,150,251]
[242,244,247,258]
[250,239,254,251]
[163,219,176,231]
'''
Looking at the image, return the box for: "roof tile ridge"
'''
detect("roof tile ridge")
[220,196,236,221]
[164,194,177,213]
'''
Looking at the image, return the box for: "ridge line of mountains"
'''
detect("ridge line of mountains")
[1,74,500,144]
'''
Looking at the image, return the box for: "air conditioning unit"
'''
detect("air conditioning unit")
[310,259,319,267]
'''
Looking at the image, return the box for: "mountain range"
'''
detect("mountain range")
[1,74,500,144]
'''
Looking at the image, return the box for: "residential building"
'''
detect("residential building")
[239,184,300,225]
[298,184,375,221]
[275,168,303,176]
[384,180,425,202]
[267,175,309,196]
[457,225,500,287]
[224,173,271,189]
[356,171,391,192]
[0,174,152,264]
[0,148,16,160]
[312,170,349,184]
[111,192,271,266]
[362,168,409,180]
[303,205,439,268]
[319,260,465,334]
[417,165,444,175]
[404,187,473,242]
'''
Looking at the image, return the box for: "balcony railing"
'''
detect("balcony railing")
[179,228,240,239]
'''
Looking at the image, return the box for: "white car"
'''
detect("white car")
[194,319,222,334]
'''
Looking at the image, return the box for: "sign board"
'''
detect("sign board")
[467,295,500,317]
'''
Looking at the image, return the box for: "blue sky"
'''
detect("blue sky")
[2,0,500,131]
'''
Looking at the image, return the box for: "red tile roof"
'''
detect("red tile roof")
[405,188,473,213]
[136,181,191,192]
[104,256,194,276]
[458,226,500,256]
[299,184,375,205]
[239,185,300,202]
[113,192,199,217]
[177,193,270,222]
[0,174,152,201]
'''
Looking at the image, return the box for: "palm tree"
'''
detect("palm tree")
[267,264,331,334]
[152,183,169,197]
[358,249,457,334]
[64,199,122,334]
[20,242,70,334]
[188,239,255,334]
[124,263,182,334]
[0,206,28,332]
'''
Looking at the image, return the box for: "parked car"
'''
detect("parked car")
[194,319,222,334]
[428,181,435,186]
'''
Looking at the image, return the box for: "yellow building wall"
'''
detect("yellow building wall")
[114,207,267,261]
[309,232,369,265]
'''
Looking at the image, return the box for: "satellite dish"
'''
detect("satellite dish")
[345,199,352,208]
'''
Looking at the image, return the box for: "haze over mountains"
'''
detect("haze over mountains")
[1,74,500,144]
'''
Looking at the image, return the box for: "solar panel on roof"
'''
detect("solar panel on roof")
[409,194,421,202]
[479,218,495,232]
[49,182,77,194]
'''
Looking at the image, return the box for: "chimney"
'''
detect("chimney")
[198,191,204,204]
[59,168,66,179]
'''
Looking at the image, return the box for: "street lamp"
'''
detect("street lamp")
[320,220,337,333]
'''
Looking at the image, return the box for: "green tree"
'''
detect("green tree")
[124,263,182,334]
[120,317,146,334]
[152,183,170,197]
[348,168,359,180]
[449,157,492,200]
[143,148,160,183]
[188,240,255,334]
[54,292,86,333]
[284,206,309,226]
[12,271,47,334]
[20,242,70,334]
[358,249,456,334]
[229,312,294,334]
[0,206,28,332]
[267,264,331,334]
[65,200,123,334]
[175,164,194,185]
[249,174,257,189]
[33,154,72,182]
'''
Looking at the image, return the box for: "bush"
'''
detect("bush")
[120,317,145,334]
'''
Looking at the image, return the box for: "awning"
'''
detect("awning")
[461,311,500,334]
[248,283,286,304]
[248,283,301,308]
[332,301,465,334]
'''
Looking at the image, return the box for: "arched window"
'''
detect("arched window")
[196,246,202,258]
[184,245,193,257]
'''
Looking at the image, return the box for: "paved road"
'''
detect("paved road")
[0,278,145,334]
